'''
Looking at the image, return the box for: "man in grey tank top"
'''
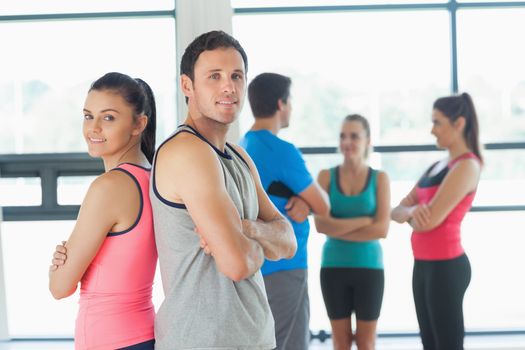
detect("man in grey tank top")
[150,30,297,350]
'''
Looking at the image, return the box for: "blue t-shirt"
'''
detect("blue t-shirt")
[240,129,313,275]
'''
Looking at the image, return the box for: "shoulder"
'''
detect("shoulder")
[157,131,219,167]
[90,170,128,194]
[317,168,331,188]
[375,169,389,182]
[84,170,136,208]
[374,170,390,191]
[449,157,481,176]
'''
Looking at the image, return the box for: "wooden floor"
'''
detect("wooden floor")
[1,335,525,350]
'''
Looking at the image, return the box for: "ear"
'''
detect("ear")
[181,74,194,99]
[277,99,284,111]
[454,116,466,132]
[131,115,148,136]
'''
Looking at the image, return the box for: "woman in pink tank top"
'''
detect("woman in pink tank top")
[392,93,482,350]
[48,72,158,350]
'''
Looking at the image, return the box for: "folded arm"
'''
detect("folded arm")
[410,159,480,232]
[48,171,131,299]
[230,144,296,261]
[156,135,265,281]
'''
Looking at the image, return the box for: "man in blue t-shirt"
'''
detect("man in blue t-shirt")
[240,73,330,350]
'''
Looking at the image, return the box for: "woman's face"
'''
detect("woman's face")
[431,109,461,149]
[339,120,369,161]
[82,90,139,159]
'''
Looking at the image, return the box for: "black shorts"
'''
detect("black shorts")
[320,267,384,321]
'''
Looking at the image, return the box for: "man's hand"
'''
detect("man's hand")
[195,228,212,255]
[285,196,310,223]
[49,241,67,273]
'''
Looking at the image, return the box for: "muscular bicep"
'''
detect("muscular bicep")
[165,139,246,263]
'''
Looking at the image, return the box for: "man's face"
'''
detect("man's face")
[183,47,246,125]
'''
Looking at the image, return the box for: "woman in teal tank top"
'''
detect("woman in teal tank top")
[314,114,391,350]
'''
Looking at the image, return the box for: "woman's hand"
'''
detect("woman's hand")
[410,204,431,231]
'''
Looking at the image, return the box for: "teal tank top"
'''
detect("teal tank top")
[321,166,384,269]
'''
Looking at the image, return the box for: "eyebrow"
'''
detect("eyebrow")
[206,69,245,74]
[83,108,120,114]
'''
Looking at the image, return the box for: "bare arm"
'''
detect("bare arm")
[48,171,135,299]
[298,182,330,216]
[391,185,419,223]
[313,169,372,237]
[156,135,264,282]
[411,159,480,232]
[336,171,391,241]
[284,196,310,223]
[230,144,296,261]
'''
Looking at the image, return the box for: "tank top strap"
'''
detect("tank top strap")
[448,152,479,168]
[114,163,151,193]
[178,124,232,159]
[328,167,338,194]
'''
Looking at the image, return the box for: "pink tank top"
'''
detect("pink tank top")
[411,153,480,260]
[76,163,157,350]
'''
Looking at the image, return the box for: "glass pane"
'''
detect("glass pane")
[0,0,174,16]
[305,149,525,208]
[0,178,41,206]
[57,176,96,205]
[0,18,176,154]
[457,8,525,143]
[476,149,525,207]
[233,10,450,147]
[233,0,447,8]
[462,211,525,330]
[1,221,163,337]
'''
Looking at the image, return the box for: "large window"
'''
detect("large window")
[233,2,525,335]
[234,10,450,147]
[457,8,525,143]
[0,17,176,154]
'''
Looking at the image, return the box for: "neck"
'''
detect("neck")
[447,139,471,160]
[341,157,367,173]
[184,114,229,151]
[102,141,146,171]
[250,115,281,135]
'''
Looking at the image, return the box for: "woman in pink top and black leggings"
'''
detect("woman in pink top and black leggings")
[392,93,482,350]
[49,72,158,350]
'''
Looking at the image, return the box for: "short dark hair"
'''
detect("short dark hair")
[180,30,248,82]
[90,72,157,163]
[433,92,483,162]
[248,73,291,118]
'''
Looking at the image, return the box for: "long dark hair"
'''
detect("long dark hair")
[90,72,157,163]
[433,92,482,162]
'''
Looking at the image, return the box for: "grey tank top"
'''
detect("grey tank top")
[150,125,275,350]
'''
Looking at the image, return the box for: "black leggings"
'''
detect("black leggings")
[117,339,155,350]
[413,254,471,350]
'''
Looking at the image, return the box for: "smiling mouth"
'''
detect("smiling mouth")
[88,137,106,143]
[216,100,236,106]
